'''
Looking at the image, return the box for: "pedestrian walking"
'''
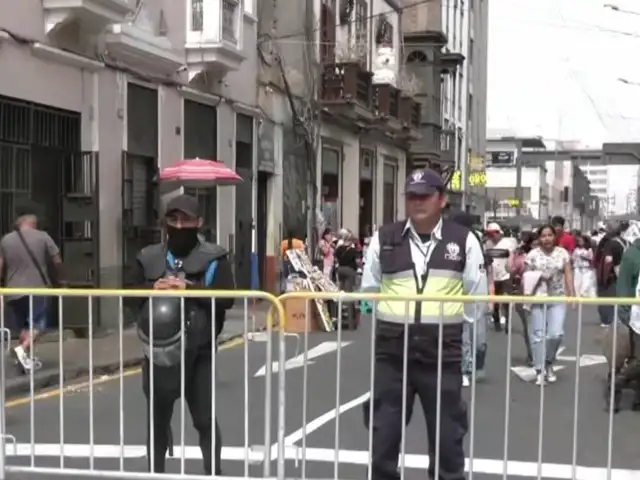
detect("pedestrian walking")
[572,235,596,298]
[0,200,63,372]
[450,211,491,386]
[507,231,536,366]
[596,221,629,327]
[361,168,487,480]
[524,224,575,386]
[610,222,640,411]
[334,229,360,329]
[125,194,235,475]
[484,223,517,332]
[552,216,576,254]
[316,228,335,278]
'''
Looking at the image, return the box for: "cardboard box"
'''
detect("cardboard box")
[284,297,319,333]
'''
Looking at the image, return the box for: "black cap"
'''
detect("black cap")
[404,169,443,195]
[165,194,200,218]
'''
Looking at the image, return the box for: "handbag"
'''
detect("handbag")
[14,229,51,287]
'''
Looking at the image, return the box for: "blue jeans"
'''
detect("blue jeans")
[597,283,616,326]
[462,315,488,374]
[529,303,566,372]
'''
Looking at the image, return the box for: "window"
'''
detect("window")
[375,15,393,46]
[321,146,342,229]
[320,3,337,63]
[406,50,428,63]
[244,0,254,16]
[469,39,474,65]
[191,0,203,31]
[354,0,368,65]
[383,160,397,223]
[222,0,239,43]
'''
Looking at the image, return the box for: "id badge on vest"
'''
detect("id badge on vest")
[410,237,435,323]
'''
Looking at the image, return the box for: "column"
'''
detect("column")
[341,140,360,233]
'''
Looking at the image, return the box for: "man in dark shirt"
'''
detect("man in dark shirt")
[597,222,629,326]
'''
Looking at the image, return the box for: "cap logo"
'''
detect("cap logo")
[411,170,425,183]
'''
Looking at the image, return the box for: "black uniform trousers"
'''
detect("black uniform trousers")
[370,322,468,480]
[142,349,222,474]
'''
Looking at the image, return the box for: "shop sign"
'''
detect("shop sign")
[449,170,487,191]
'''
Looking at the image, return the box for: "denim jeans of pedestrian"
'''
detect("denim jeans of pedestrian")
[529,303,566,372]
[597,283,616,326]
[462,315,488,375]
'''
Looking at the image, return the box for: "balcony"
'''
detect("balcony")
[372,83,400,118]
[185,0,246,80]
[320,62,374,123]
[398,95,421,138]
[105,0,183,75]
[43,0,134,35]
[439,51,465,74]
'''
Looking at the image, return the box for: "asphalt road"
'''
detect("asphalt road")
[3,305,640,479]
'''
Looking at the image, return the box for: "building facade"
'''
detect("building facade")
[519,149,600,230]
[0,0,261,327]
[257,0,420,288]
[401,0,489,212]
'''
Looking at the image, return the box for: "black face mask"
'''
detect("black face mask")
[166,225,199,257]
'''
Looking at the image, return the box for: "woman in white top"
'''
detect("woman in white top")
[524,224,575,385]
[571,234,596,298]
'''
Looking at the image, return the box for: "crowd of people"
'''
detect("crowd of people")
[457,215,640,389]
[278,215,640,387]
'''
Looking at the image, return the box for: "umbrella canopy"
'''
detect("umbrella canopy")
[158,158,243,190]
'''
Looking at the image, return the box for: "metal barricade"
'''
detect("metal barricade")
[0,287,285,480]
[275,291,640,480]
[3,288,640,480]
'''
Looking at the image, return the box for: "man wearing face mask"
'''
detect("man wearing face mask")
[125,194,235,475]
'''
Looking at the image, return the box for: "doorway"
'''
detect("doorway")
[257,171,269,289]
[359,148,375,240]
[234,114,254,290]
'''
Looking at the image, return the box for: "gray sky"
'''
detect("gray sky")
[488,0,640,146]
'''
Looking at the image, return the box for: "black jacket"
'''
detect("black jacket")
[123,241,235,342]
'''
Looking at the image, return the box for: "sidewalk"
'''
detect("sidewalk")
[4,303,271,399]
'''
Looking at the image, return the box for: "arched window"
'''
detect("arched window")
[406,50,428,63]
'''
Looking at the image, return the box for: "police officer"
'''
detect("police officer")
[361,169,487,480]
[125,194,235,474]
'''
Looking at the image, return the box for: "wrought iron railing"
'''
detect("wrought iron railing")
[321,62,372,108]
[222,0,238,43]
[398,96,421,128]
[372,83,400,119]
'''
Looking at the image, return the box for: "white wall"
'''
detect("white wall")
[545,161,564,216]
[486,166,544,218]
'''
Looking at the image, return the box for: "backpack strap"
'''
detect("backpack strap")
[166,252,218,287]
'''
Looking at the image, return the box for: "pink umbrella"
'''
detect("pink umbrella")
[158,158,243,191]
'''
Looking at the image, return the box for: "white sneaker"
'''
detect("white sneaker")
[13,346,42,372]
[535,372,546,386]
[500,315,506,325]
[13,346,29,368]
[546,370,557,383]
[462,375,470,387]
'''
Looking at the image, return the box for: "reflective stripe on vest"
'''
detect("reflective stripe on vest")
[377,268,464,324]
